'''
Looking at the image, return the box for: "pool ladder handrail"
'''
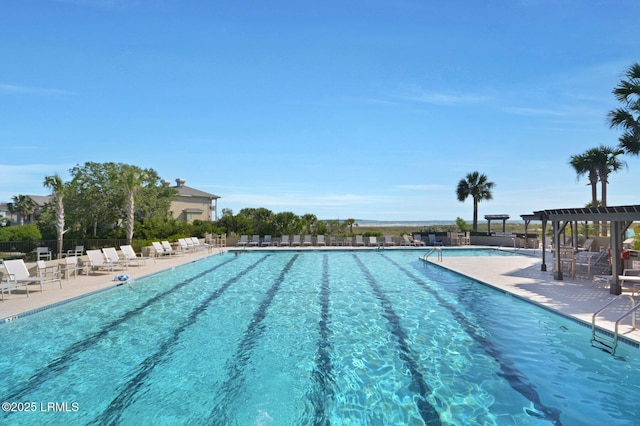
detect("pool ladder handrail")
[421,247,442,262]
[591,294,639,355]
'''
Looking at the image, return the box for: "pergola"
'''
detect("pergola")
[484,214,510,234]
[521,205,640,295]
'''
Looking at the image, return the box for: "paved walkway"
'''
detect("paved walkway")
[2,246,638,350]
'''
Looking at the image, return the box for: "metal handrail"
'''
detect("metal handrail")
[591,294,638,355]
[421,247,442,262]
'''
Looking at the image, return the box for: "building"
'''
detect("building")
[167,178,220,223]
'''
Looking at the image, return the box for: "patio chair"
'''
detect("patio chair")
[0,261,30,301]
[102,247,130,269]
[162,241,183,256]
[400,235,414,246]
[303,235,313,246]
[120,244,153,265]
[248,235,260,247]
[237,235,249,247]
[37,260,63,288]
[384,236,395,246]
[292,235,302,246]
[152,241,170,257]
[413,234,426,246]
[86,249,123,273]
[36,247,52,261]
[261,235,273,246]
[4,259,60,293]
[62,245,84,258]
[60,255,89,279]
[368,236,378,247]
[177,238,193,253]
[316,235,326,246]
[428,234,443,246]
[355,235,365,246]
[280,235,290,246]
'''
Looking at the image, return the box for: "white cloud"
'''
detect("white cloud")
[0,83,71,96]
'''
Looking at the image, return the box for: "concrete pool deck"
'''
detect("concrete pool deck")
[2,245,638,350]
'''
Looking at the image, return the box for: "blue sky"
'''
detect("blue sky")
[2,0,639,222]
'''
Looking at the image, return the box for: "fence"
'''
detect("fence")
[0,239,128,261]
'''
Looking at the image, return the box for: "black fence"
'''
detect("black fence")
[0,239,128,261]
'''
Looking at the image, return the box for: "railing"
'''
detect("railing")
[591,294,639,355]
[0,239,128,261]
[421,247,442,262]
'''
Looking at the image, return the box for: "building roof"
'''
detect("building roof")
[171,178,220,199]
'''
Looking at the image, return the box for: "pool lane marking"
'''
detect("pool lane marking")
[382,254,563,426]
[207,254,299,424]
[90,254,273,425]
[1,255,241,405]
[309,253,335,423]
[353,254,442,426]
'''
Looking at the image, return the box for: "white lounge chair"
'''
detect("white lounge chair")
[316,235,326,246]
[368,236,378,247]
[152,241,170,257]
[102,247,130,269]
[177,238,194,253]
[120,245,153,265]
[248,235,260,247]
[261,235,273,246]
[237,235,249,247]
[303,235,313,246]
[280,235,290,246]
[4,259,61,292]
[162,241,183,256]
[355,235,365,246]
[1,261,31,301]
[190,237,209,251]
[413,234,426,246]
[86,249,123,273]
[384,236,395,246]
[292,235,302,246]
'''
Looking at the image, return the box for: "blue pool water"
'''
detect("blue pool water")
[1,250,639,425]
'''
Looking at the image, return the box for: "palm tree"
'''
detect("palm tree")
[344,218,356,234]
[608,62,640,155]
[8,194,36,226]
[456,171,495,231]
[569,149,600,234]
[594,145,626,208]
[44,174,67,257]
[120,165,148,245]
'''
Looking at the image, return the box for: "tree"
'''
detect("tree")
[456,171,495,231]
[43,174,67,257]
[120,165,148,245]
[8,195,37,226]
[608,62,640,155]
[569,149,600,234]
[344,218,356,234]
[594,145,626,208]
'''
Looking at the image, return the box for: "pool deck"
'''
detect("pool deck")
[2,245,639,350]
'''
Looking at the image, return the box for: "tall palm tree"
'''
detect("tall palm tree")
[456,171,495,231]
[594,145,626,208]
[569,149,600,234]
[44,174,67,257]
[9,194,36,226]
[120,165,148,245]
[608,62,640,155]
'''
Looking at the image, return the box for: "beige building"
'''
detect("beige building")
[167,178,220,223]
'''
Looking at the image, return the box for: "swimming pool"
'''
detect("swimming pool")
[1,250,639,425]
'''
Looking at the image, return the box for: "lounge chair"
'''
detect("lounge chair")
[355,235,365,246]
[152,241,170,257]
[317,235,326,246]
[329,236,338,246]
[102,247,130,269]
[37,260,63,288]
[4,259,60,292]
[87,249,123,273]
[413,234,426,246]
[303,235,313,246]
[292,235,302,246]
[162,241,183,256]
[178,238,193,253]
[248,235,260,247]
[0,261,31,301]
[578,239,594,252]
[428,234,443,246]
[120,245,153,265]
[384,236,395,246]
[343,237,353,246]
[368,236,378,247]
[261,235,273,246]
[280,235,290,246]
[400,235,413,246]
[237,235,249,247]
